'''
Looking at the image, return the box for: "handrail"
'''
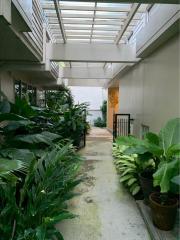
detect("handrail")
[23,0,44,59]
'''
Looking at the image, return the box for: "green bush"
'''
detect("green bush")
[94,117,106,128]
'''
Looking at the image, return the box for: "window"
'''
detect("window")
[14,80,21,98]
[141,124,149,139]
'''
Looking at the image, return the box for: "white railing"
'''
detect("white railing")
[23,0,44,59]
[50,61,59,78]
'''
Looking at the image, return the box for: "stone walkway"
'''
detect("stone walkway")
[56,127,150,240]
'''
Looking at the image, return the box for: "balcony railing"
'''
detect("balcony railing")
[23,0,44,59]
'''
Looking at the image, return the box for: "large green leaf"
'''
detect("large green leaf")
[0,148,35,162]
[0,113,27,122]
[13,131,61,145]
[116,136,144,146]
[0,158,27,182]
[3,120,33,132]
[153,158,180,193]
[159,118,180,157]
[145,132,159,145]
[170,175,180,194]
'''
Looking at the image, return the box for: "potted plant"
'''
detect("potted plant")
[115,133,161,203]
[149,118,180,230]
[115,118,180,206]
[149,158,179,230]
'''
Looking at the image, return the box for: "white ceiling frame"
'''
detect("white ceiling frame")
[64,31,117,36]
[42,5,133,12]
[53,25,121,31]
[90,1,97,43]
[49,19,127,25]
[115,3,141,44]
[53,0,66,43]
[46,13,141,20]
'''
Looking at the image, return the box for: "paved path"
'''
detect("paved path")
[56,127,150,240]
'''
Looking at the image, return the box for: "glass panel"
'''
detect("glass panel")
[61,10,94,15]
[66,30,91,33]
[96,11,127,17]
[64,24,92,28]
[21,82,27,98]
[93,30,118,35]
[97,3,132,9]
[60,1,95,7]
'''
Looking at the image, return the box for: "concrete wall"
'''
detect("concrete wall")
[0,71,39,102]
[0,71,15,102]
[119,34,180,136]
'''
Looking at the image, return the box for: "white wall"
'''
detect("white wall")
[119,34,180,136]
[70,86,107,124]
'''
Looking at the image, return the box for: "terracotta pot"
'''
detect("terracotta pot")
[139,172,154,205]
[149,192,178,231]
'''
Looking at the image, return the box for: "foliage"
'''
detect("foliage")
[0,90,85,239]
[100,100,107,122]
[113,143,140,195]
[94,117,106,128]
[46,86,73,112]
[55,103,88,147]
[0,144,82,239]
[114,118,180,199]
[94,100,107,128]
[170,175,180,194]
[113,143,155,196]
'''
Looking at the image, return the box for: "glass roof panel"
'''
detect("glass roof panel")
[95,11,127,17]
[96,3,132,8]
[41,0,149,45]
[60,1,95,7]
[61,10,94,15]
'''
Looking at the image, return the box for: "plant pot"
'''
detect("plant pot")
[139,171,154,205]
[149,192,178,231]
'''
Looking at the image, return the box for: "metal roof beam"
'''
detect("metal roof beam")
[52,0,179,4]
[115,3,140,44]
[53,0,66,43]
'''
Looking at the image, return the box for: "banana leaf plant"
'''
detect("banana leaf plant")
[115,118,180,202]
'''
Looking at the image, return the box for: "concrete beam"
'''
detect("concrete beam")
[59,0,179,4]
[68,78,107,87]
[63,67,113,79]
[0,62,46,71]
[46,43,139,63]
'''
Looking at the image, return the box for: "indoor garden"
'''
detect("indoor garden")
[0,87,88,239]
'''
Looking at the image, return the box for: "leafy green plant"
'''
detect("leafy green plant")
[113,143,154,196]
[114,118,180,202]
[0,143,82,240]
[94,117,106,128]
[94,100,107,128]
[0,90,86,239]
[152,118,180,203]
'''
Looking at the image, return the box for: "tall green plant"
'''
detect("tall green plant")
[0,144,82,240]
